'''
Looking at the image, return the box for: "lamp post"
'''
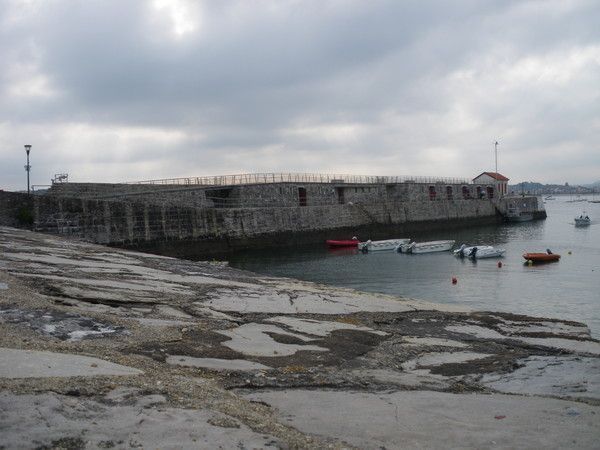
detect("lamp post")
[24,144,32,194]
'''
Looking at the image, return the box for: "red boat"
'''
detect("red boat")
[523,252,561,263]
[326,239,359,248]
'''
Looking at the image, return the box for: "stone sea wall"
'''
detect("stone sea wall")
[8,175,542,255]
[34,193,496,251]
[0,192,34,228]
[47,180,496,208]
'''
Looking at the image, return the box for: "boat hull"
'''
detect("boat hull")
[401,240,455,254]
[472,248,505,259]
[326,240,359,248]
[523,253,560,262]
[454,246,505,259]
[359,238,410,252]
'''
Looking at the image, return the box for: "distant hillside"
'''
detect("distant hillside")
[508,182,597,195]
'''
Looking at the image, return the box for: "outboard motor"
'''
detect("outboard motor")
[458,244,466,258]
[469,247,478,259]
[361,240,371,253]
[546,248,553,254]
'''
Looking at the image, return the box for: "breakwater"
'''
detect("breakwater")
[0,176,545,255]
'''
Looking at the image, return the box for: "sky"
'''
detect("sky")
[1,0,599,191]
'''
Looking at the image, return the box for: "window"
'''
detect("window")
[335,187,345,205]
[298,187,307,206]
[462,186,470,199]
[428,186,437,200]
[446,186,453,200]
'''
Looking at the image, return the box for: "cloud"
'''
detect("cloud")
[1,0,599,190]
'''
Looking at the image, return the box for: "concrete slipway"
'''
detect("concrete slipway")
[0,226,598,449]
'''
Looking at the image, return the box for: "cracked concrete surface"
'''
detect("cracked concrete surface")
[1,226,599,449]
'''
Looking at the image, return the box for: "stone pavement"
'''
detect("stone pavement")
[1,226,598,449]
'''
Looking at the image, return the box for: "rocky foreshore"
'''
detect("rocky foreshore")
[1,226,599,449]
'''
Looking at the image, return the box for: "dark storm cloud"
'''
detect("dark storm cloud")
[1,0,599,189]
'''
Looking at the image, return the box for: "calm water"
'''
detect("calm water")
[227,196,600,337]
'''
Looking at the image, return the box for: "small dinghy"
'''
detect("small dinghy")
[454,244,505,259]
[523,249,560,263]
[326,238,359,248]
[358,238,410,252]
[574,214,591,227]
[398,240,455,254]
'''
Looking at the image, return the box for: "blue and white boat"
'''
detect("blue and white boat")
[398,240,455,254]
[454,244,505,259]
[359,238,410,252]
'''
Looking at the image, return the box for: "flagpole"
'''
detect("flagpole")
[494,141,499,196]
[494,141,498,174]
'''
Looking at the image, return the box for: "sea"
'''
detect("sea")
[227,195,600,337]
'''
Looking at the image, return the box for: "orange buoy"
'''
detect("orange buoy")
[497,261,503,268]
[452,277,457,284]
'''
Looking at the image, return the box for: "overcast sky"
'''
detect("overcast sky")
[1,0,599,190]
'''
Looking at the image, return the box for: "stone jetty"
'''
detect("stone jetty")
[1,176,546,256]
[1,226,598,449]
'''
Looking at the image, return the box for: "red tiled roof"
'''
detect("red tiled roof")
[473,172,509,182]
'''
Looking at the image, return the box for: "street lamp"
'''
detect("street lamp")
[24,144,32,194]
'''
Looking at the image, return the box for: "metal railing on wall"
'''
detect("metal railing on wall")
[127,172,472,186]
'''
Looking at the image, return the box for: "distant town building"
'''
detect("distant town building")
[473,172,509,196]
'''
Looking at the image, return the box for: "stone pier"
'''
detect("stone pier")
[1,175,542,255]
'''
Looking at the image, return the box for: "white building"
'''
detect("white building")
[473,172,509,197]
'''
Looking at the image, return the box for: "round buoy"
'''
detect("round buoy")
[568,251,572,255]
[497,261,503,268]
[452,277,458,284]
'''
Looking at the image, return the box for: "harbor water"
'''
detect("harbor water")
[228,196,600,337]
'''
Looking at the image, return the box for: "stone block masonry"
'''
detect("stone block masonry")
[3,179,531,255]
[1,194,496,256]
[0,192,34,228]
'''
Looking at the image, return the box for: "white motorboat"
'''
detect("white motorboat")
[454,244,505,259]
[358,238,410,252]
[398,240,455,254]
[574,214,591,226]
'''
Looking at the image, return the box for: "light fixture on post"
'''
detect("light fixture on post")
[24,144,32,194]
